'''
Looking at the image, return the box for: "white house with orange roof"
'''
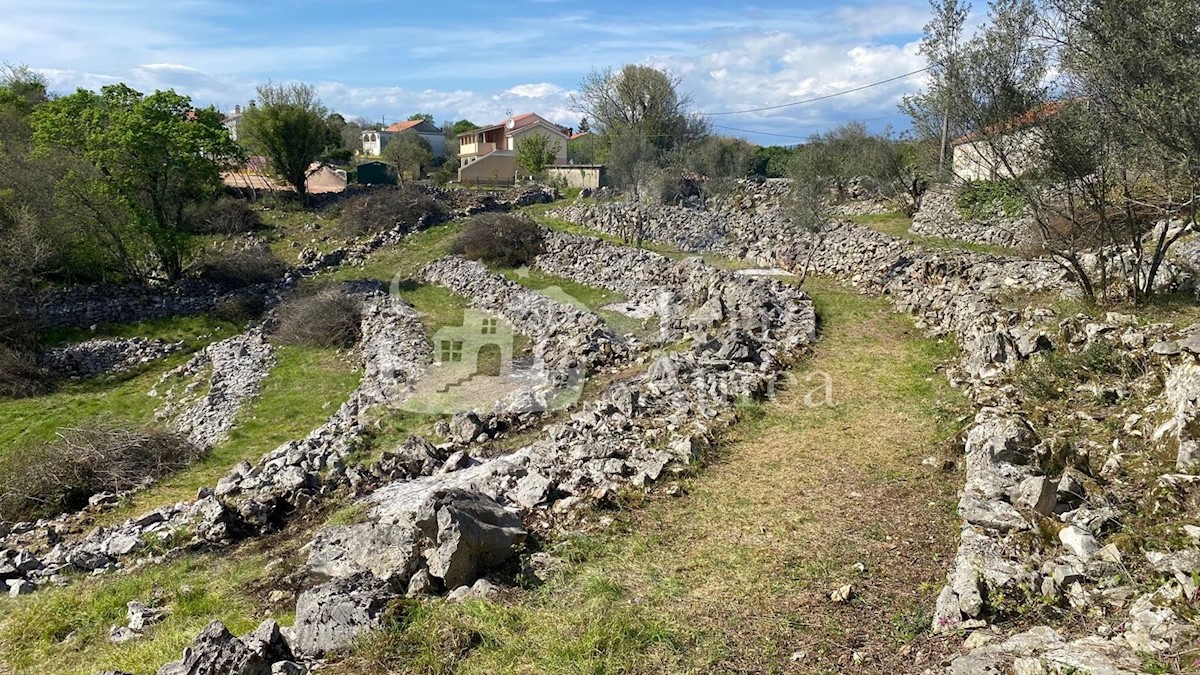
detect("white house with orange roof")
[361,118,446,158]
[457,112,570,183]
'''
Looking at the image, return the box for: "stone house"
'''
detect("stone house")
[952,101,1070,182]
[457,112,570,184]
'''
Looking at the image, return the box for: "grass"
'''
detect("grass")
[94,342,362,525]
[324,218,466,286]
[0,549,285,675]
[324,276,971,674]
[0,316,244,454]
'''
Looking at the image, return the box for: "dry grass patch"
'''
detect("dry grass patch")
[326,277,971,674]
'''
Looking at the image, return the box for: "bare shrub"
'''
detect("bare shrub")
[193,246,289,288]
[185,197,261,235]
[338,186,449,237]
[449,213,544,268]
[0,422,202,521]
[0,344,46,399]
[272,287,363,348]
[213,291,267,323]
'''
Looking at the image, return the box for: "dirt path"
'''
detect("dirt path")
[330,278,972,674]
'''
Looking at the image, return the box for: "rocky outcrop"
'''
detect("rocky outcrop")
[39,337,186,379]
[0,288,431,594]
[157,619,297,675]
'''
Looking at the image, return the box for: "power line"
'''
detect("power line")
[702,67,931,116]
[711,114,909,141]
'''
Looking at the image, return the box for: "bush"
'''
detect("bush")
[449,213,544,268]
[272,287,363,348]
[338,186,449,237]
[185,198,262,235]
[0,423,201,521]
[956,180,1026,221]
[0,344,46,399]
[213,291,267,323]
[192,246,289,288]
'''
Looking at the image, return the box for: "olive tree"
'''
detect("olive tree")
[381,129,433,183]
[907,0,1200,302]
[574,65,704,152]
[239,82,337,200]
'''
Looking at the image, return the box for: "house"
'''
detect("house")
[952,101,1070,182]
[361,119,446,158]
[457,112,570,184]
[222,105,245,142]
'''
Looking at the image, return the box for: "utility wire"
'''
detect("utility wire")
[711,114,909,141]
[702,67,931,116]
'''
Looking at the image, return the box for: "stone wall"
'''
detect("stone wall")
[910,183,1036,249]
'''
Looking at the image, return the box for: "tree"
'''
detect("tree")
[408,113,434,124]
[677,136,754,208]
[450,119,479,136]
[605,127,661,247]
[574,65,704,152]
[514,133,560,178]
[578,117,590,134]
[751,145,797,179]
[381,130,433,183]
[238,82,336,201]
[30,85,238,282]
[906,0,1200,302]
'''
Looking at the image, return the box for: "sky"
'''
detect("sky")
[0,0,936,146]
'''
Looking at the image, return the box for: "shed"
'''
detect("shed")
[356,160,394,186]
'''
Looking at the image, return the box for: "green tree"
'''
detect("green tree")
[514,133,560,178]
[239,82,336,200]
[450,119,479,136]
[381,130,433,183]
[677,135,753,208]
[408,113,434,124]
[31,84,238,282]
[750,145,797,179]
[606,127,661,247]
[574,65,705,152]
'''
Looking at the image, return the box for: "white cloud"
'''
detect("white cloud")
[504,83,567,99]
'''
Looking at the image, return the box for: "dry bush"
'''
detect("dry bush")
[193,246,289,289]
[272,287,363,348]
[0,344,46,399]
[338,186,449,237]
[449,213,545,268]
[0,423,202,521]
[213,291,267,323]
[185,198,262,235]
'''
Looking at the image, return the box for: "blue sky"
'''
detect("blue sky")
[0,0,936,145]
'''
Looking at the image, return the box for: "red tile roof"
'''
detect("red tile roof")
[953,100,1073,146]
[384,119,426,133]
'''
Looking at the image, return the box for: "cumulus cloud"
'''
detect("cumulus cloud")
[3,0,938,143]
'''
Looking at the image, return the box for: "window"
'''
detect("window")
[481,318,497,335]
[439,340,463,362]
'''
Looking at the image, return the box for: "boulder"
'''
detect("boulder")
[414,488,527,591]
[288,574,395,659]
[157,621,271,675]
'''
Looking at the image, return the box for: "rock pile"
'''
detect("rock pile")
[152,330,275,450]
[910,183,1036,249]
[39,337,186,379]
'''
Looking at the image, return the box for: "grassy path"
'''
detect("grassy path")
[330,277,971,674]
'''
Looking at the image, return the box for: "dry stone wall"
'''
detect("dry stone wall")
[910,183,1036,249]
[552,184,1200,673]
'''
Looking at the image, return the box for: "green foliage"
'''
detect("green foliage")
[1014,341,1149,402]
[575,65,705,152]
[675,135,753,207]
[514,133,560,178]
[449,119,479,136]
[381,130,433,182]
[30,84,239,281]
[407,113,434,124]
[956,179,1025,220]
[566,133,600,165]
[239,82,336,199]
[750,145,796,178]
